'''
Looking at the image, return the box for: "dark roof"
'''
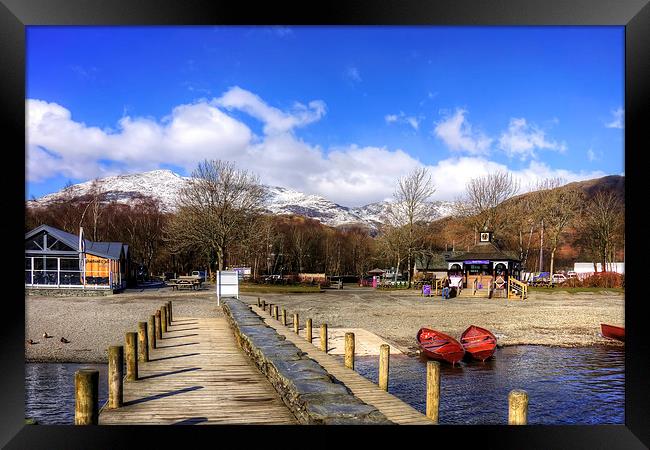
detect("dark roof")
[445,241,520,262]
[26,224,125,260]
[415,251,465,270]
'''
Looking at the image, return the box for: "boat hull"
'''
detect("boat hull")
[601,323,625,342]
[460,325,497,362]
[417,328,465,364]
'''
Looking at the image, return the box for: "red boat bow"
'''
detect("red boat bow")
[417,328,465,365]
[460,325,497,362]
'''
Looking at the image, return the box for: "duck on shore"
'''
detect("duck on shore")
[27,339,37,345]
[43,332,52,338]
[60,337,70,344]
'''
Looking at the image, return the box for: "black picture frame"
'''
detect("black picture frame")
[2,0,648,448]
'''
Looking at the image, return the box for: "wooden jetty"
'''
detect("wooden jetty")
[250,305,434,425]
[98,316,296,425]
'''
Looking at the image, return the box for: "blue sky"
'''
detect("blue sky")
[26,26,624,206]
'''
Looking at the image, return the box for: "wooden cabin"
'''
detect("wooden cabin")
[25,224,129,291]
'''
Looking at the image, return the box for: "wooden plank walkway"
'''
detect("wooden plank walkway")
[98,316,297,425]
[251,305,434,425]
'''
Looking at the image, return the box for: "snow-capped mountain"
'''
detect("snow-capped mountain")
[27,170,457,230]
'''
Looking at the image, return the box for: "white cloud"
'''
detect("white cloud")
[346,66,362,83]
[385,111,421,130]
[498,117,567,160]
[27,90,608,207]
[587,148,602,162]
[605,108,624,129]
[434,109,492,155]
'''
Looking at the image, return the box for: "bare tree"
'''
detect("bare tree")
[536,180,584,279]
[580,190,624,273]
[166,160,267,272]
[460,171,520,237]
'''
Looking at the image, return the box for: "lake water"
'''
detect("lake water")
[25,345,623,425]
[351,345,624,425]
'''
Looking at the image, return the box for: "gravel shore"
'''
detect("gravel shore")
[25,285,624,363]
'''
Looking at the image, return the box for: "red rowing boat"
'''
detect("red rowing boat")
[416,328,465,365]
[601,323,625,342]
[460,325,497,361]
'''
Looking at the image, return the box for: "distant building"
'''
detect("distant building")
[413,251,465,280]
[25,224,130,291]
[573,262,624,279]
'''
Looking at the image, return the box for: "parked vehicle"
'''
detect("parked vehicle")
[191,270,206,282]
[567,271,577,278]
[552,273,567,284]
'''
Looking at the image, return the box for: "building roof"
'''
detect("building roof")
[415,251,465,270]
[445,241,520,262]
[25,224,126,260]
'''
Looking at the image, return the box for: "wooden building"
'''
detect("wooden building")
[445,231,522,296]
[25,224,129,291]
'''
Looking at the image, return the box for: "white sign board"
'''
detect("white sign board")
[216,270,239,305]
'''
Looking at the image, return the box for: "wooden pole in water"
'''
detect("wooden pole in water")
[74,369,99,425]
[125,332,138,381]
[161,305,168,333]
[257,297,261,307]
[282,308,287,325]
[137,322,149,362]
[262,299,266,311]
[344,332,355,369]
[320,324,328,352]
[508,389,528,425]
[274,305,279,320]
[306,318,312,342]
[379,344,390,391]
[148,315,156,350]
[268,303,273,316]
[155,310,162,340]
[293,313,299,334]
[426,361,440,423]
[107,346,123,409]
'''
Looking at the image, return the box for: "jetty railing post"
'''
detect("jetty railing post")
[262,299,266,311]
[345,332,355,369]
[508,389,528,425]
[268,303,273,316]
[161,305,168,333]
[108,346,124,409]
[379,344,390,391]
[138,322,149,362]
[426,361,440,423]
[282,308,287,326]
[167,301,172,323]
[257,297,261,307]
[148,315,156,350]
[293,313,299,334]
[74,369,99,425]
[306,318,312,342]
[155,310,162,340]
[274,305,279,320]
[320,324,328,352]
[125,332,138,381]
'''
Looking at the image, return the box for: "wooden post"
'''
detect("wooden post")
[293,313,299,334]
[74,369,99,425]
[137,322,149,362]
[345,332,355,369]
[320,324,328,352]
[282,308,287,326]
[167,301,172,323]
[379,344,390,391]
[262,299,266,311]
[155,310,162,340]
[306,318,312,342]
[107,346,123,409]
[274,305,279,320]
[268,303,273,316]
[125,332,138,381]
[507,278,510,299]
[426,361,440,423]
[148,315,156,350]
[508,389,528,425]
[161,305,167,333]
[257,297,261,307]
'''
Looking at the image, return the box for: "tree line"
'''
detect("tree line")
[26,160,624,285]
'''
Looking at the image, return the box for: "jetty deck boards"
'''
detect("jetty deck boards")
[98,316,297,425]
[251,305,434,425]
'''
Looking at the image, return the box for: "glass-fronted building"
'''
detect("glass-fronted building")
[25,224,129,290]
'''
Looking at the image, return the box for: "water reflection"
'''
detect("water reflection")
[352,345,624,425]
[25,363,108,425]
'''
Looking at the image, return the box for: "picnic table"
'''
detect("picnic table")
[167,276,204,291]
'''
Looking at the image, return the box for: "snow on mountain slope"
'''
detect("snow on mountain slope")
[27,169,457,229]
